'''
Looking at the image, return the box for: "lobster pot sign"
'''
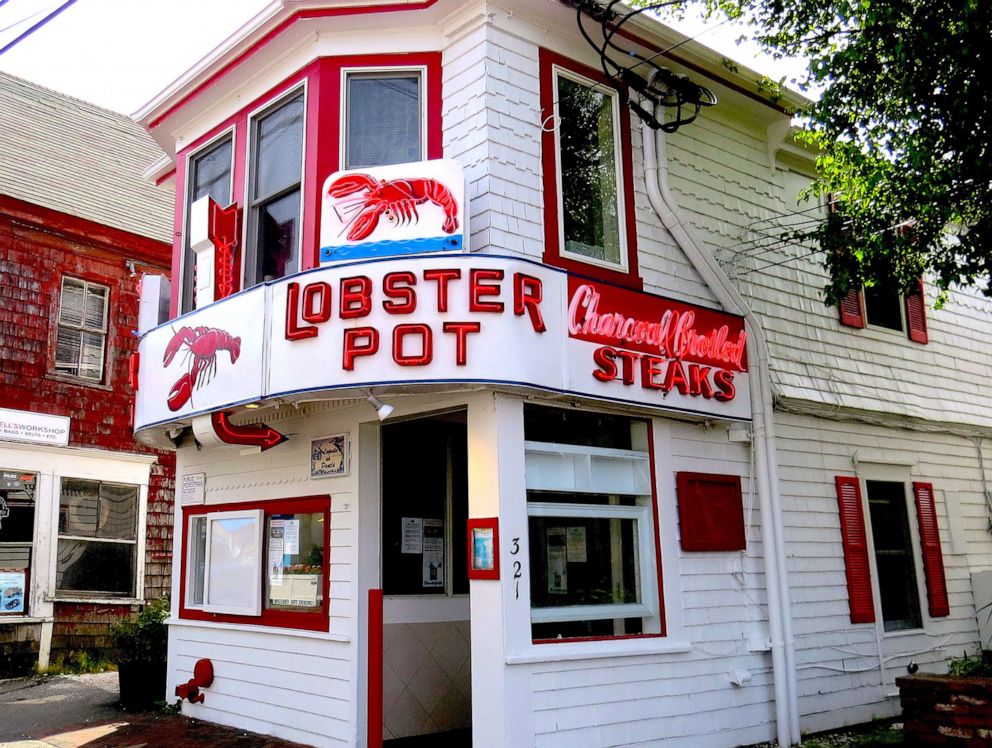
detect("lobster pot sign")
[319,158,466,263]
[135,291,266,426]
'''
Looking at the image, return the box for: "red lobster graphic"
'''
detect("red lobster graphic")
[163,326,241,411]
[327,174,459,241]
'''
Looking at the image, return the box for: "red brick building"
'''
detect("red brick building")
[0,72,174,675]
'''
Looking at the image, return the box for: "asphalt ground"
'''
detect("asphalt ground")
[0,673,308,747]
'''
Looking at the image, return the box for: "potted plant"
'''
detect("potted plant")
[111,597,169,711]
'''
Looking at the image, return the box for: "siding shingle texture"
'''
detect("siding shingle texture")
[0,71,172,243]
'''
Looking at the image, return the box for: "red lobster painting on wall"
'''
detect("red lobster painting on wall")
[163,326,241,411]
[327,173,460,241]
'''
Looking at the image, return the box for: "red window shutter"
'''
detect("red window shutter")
[835,476,875,623]
[913,482,949,617]
[676,472,745,551]
[839,289,866,328]
[904,280,929,344]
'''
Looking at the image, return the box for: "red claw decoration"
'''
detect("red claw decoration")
[327,174,459,242]
[176,658,214,704]
[162,326,241,411]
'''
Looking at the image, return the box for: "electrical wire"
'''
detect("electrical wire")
[0,0,77,57]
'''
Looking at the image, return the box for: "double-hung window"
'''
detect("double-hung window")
[181,135,233,313]
[57,479,138,597]
[183,496,330,631]
[246,89,305,287]
[524,405,661,641]
[343,69,424,168]
[54,278,108,382]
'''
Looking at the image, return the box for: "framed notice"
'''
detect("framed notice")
[311,434,349,478]
[467,518,500,580]
[0,571,27,614]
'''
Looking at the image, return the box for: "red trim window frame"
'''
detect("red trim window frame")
[179,495,331,632]
[539,48,642,290]
[525,407,665,644]
[169,52,443,317]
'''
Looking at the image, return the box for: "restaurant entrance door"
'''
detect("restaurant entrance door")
[379,411,471,743]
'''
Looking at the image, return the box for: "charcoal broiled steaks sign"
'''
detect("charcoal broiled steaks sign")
[134,256,750,431]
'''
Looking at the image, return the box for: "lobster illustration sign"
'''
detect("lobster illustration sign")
[163,326,241,411]
[319,158,466,263]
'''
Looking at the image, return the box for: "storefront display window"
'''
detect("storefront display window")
[0,471,35,616]
[524,406,661,641]
[56,479,138,597]
[181,496,329,631]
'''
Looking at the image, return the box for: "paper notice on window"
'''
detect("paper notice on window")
[422,518,444,588]
[566,527,587,562]
[270,574,320,608]
[283,519,300,555]
[547,527,568,595]
[401,517,423,554]
[269,534,285,583]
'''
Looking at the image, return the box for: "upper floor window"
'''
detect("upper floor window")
[556,70,624,267]
[55,277,108,382]
[344,69,424,168]
[246,89,305,287]
[181,134,233,313]
[540,50,640,289]
[838,280,929,343]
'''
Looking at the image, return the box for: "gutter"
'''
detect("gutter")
[640,100,801,746]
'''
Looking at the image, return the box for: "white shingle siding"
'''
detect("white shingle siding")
[0,72,172,243]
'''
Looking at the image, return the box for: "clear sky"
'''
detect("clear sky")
[0,0,806,115]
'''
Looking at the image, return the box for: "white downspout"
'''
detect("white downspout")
[640,104,800,746]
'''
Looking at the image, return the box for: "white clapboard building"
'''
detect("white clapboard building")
[131,1,992,746]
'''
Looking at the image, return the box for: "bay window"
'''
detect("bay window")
[182,496,330,631]
[181,134,233,313]
[524,406,661,641]
[57,479,138,597]
[344,69,424,168]
[245,89,305,287]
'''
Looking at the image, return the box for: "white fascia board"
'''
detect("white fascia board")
[141,154,176,185]
[132,0,289,127]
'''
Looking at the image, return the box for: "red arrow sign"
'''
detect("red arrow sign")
[211,412,287,451]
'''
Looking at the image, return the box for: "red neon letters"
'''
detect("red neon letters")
[287,268,546,369]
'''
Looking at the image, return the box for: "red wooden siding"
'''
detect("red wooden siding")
[835,476,875,623]
[912,482,949,617]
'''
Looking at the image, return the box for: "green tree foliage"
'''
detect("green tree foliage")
[683,0,990,303]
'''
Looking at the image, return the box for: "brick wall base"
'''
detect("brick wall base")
[49,603,137,669]
[0,623,41,677]
[898,673,992,746]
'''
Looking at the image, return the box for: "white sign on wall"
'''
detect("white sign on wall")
[0,407,70,446]
[319,159,466,263]
[134,255,751,434]
[180,473,206,506]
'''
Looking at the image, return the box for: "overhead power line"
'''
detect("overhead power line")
[0,0,78,57]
